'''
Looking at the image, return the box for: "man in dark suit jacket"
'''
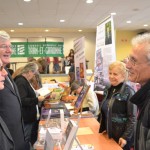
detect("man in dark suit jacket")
[0,116,14,150]
[0,30,29,150]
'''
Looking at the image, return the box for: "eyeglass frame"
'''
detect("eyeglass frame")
[0,44,13,50]
[127,55,150,66]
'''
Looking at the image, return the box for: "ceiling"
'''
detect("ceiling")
[0,0,150,33]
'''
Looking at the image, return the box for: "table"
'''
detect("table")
[76,118,122,150]
[35,118,122,150]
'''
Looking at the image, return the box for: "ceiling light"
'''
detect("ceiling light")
[144,24,148,27]
[126,21,131,24]
[24,0,31,2]
[78,30,82,32]
[10,30,14,32]
[86,0,93,4]
[60,20,65,22]
[18,22,23,26]
[45,29,49,32]
[111,12,116,16]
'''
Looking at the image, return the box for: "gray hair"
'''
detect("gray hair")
[21,62,38,74]
[0,30,10,42]
[132,33,150,61]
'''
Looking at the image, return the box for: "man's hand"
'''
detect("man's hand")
[118,137,127,148]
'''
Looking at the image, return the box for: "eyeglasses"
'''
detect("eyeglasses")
[127,56,137,66]
[127,55,149,66]
[0,44,13,50]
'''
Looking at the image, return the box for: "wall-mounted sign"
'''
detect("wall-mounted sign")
[11,42,64,57]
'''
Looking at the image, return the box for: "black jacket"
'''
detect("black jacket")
[99,83,137,142]
[0,71,29,150]
[14,75,38,123]
[130,80,150,150]
[0,116,14,150]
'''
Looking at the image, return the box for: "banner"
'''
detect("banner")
[74,37,86,82]
[11,42,64,57]
[94,16,116,91]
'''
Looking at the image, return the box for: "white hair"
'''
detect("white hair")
[0,30,10,41]
[132,33,150,61]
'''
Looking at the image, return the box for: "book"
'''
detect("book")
[36,87,51,97]
[74,84,90,114]
[63,120,78,150]
[41,106,70,119]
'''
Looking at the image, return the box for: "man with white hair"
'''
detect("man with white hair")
[126,33,150,150]
[0,30,29,150]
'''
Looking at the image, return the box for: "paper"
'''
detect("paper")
[36,87,51,97]
[77,127,93,135]
[65,103,74,110]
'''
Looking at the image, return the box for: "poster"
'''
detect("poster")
[94,16,116,91]
[11,42,64,57]
[74,37,86,82]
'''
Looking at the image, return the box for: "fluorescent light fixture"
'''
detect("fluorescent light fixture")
[18,22,23,25]
[60,20,65,22]
[111,12,116,16]
[126,21,131,24]
[86,0,93,3]
[24,0,31,2]
[10,30,14,32]
[144,24,148,27]
[78,30,82,32]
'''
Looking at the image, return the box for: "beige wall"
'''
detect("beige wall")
[9,31,96,71]
[116,30,138,61]
[9,30,139,71]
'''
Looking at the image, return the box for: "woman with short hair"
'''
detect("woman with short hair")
[99,61,136,150]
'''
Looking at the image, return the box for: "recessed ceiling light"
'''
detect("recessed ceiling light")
[86,0,93,4]
[111,12,116,16]
[10,30,14,32]
[144,24,148,27]
[18,22,23,26]
[24,0,31,2]
[78,30,82,32]
[60,20,65,23]
[126,21,131,24]
[45,29,49,32]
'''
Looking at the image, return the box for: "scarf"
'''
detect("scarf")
[130,80,150,112]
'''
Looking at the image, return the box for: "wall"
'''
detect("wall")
[115,30,138,61]
[9,31,96,71]
[9,30,139,72]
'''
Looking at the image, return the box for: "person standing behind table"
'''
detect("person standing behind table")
[98,61,136,150]
[14,62,45,146]
[53,57,60,73]
[68,49,74,65]
[0,59,15,150]
[44,57,50,74]
[0,30,30,150]
[126,33,150,150]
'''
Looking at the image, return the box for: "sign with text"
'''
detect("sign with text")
[11,42,64,57]
[94,15,116,91]
[74,37,86,81]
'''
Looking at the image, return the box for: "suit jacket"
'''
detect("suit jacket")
[0,116,14,150]
[14,75,38,123]
[0,70,29,150]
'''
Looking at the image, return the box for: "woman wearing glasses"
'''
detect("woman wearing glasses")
[0,59,15,149]
[98,61,136,150]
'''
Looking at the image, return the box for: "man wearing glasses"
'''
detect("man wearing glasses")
[126,33,150,150]
[0,30,29,150]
